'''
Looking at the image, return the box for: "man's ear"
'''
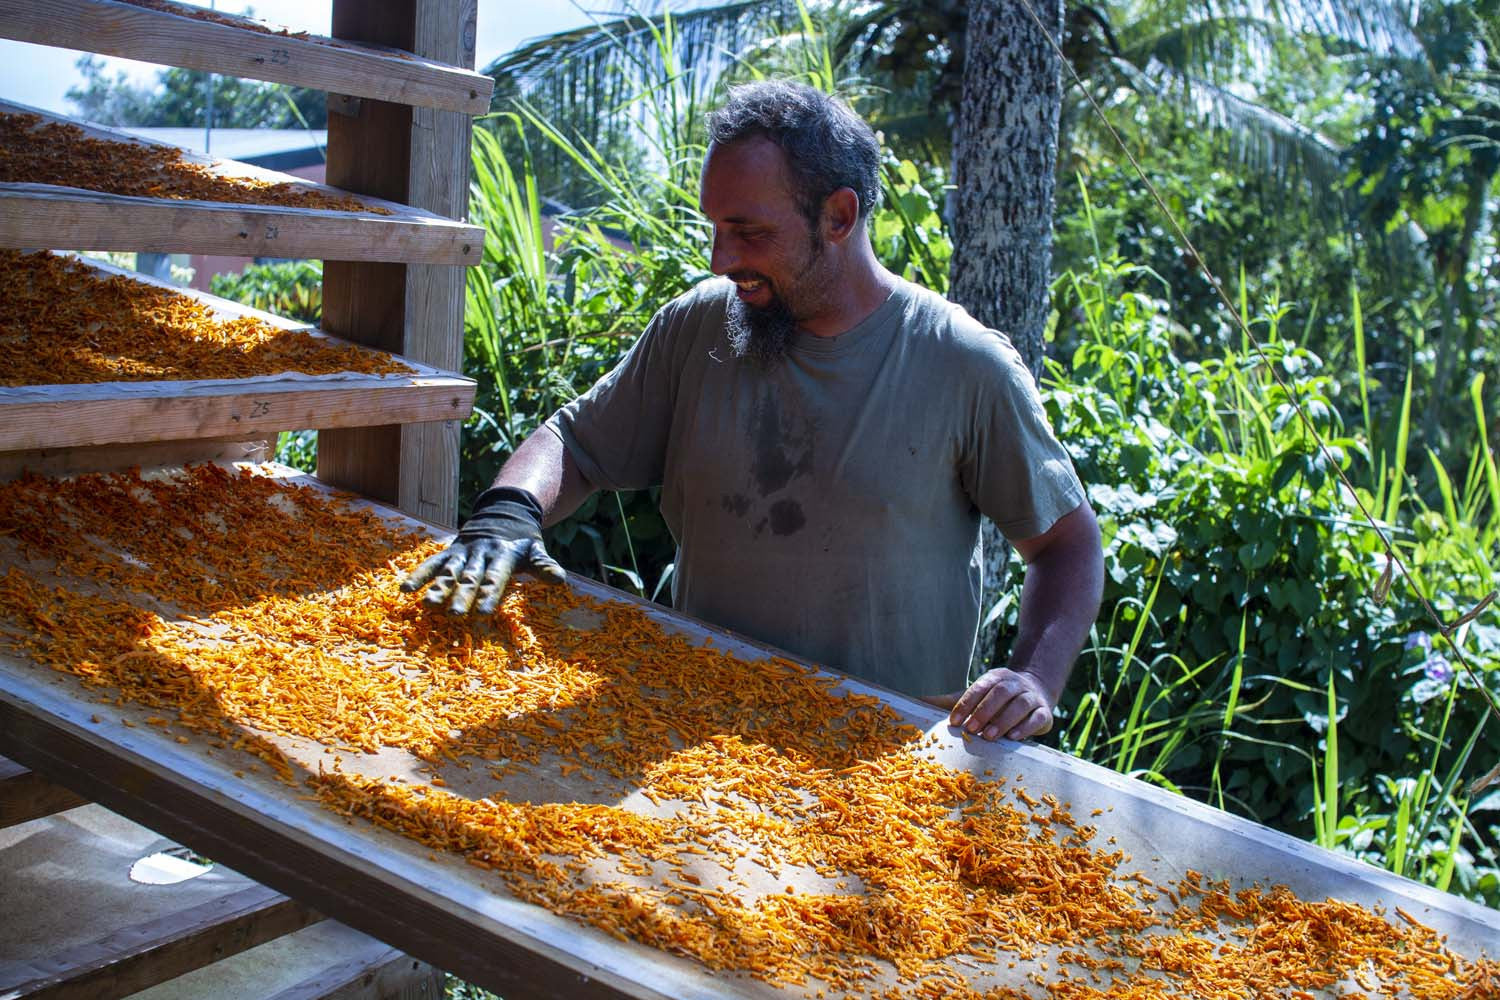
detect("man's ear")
[820,187,862,245]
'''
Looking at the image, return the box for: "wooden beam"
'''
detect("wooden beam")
[0,0,492,115]
[0,184,478,266]
[0,436,270,482]
[0,373,473,452]
[0,755,86,827]
[117,923,442,1000]
[2,885,319,1000]
[0,103,482,264]
[319,0,474,528]
[397,0,476,526]
[0,799,434,1000]
[259,929,443,1000]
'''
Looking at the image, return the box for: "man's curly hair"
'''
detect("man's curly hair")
[705,80,882,229]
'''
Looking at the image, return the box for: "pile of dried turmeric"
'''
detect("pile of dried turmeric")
[112,0,415,59]
[0,250,411,385]
[0,464,1493,998]
[0,111,388,214]
[115,0,316,40]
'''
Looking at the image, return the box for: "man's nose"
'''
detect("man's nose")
[709,232,734,275]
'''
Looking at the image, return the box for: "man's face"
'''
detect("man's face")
[699,137,830,364]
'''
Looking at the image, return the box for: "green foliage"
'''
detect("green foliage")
[872,156,951,293]
[484,3,833,211]
[443,977,500,1000]
[462,92,708,596]
[1052,127,1378,365]
[1042,247,1500,907]
[66,54,328,130]
[267,429,317,475]
[210,260,323,324]
[1340,0,1500,445]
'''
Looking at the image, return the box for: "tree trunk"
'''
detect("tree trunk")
[1421,178,1489,450]
[949,0,1065,679]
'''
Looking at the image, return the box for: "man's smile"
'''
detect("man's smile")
[731,274,770,301]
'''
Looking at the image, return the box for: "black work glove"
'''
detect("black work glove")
[401,486,566,614]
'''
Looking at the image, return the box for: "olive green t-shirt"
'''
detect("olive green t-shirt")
[545,277,1084,696]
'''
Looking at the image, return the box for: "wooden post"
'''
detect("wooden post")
[320,0,476,528]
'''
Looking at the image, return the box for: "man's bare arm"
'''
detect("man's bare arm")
[939,501,1104,741]
[492,426,595,527]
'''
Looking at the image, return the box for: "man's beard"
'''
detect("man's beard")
[726,289,797,368]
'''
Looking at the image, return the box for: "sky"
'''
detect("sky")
[0,0,613,117]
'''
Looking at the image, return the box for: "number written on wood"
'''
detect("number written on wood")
[249,401,271,419]
[270,48,291,65]
[264,224,279,240]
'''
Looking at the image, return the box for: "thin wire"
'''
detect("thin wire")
[1008,0,1500,728]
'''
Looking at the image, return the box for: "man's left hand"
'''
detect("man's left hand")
[945,668,1055,741]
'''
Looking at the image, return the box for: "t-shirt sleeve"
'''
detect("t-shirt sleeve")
[542,299,685,492]
[956,325,1085,541]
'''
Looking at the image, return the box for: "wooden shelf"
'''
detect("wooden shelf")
[0,256,476,452]
[3,2,481,991]
[0,799,440,999]
[0,0,493,115]
[2,368,476,452]
[0,103,483,264]
[0,804,320,998]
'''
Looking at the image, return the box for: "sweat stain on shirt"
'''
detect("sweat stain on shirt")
[749,390,814,496]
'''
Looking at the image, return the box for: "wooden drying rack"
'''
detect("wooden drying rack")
[0,0,489,527]
[0,1,489,995]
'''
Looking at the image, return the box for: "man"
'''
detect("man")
[404,80,1103,743]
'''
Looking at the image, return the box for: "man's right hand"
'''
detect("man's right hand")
[401,486,566,614]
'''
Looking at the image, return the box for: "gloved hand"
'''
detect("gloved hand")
[401,486,566,614]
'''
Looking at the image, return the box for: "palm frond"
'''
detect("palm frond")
[1074,48,1343,193]
[482,3,812,207]
[1123,14,1289,82]
[1265,0,1425,59]
[486,2,800,92]
[1170,0,1424,60]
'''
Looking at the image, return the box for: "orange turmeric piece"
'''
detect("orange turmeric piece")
[0,111,389,214]
[0,464,1493,997]
[0,250,412,385]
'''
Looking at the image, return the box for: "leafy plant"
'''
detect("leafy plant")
[462,33,715,597]
[210,260,323,324]
[1039,227,1499,904]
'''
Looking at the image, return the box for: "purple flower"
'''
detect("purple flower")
[1424,655,1453,684]
[1405,633,1433,654]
